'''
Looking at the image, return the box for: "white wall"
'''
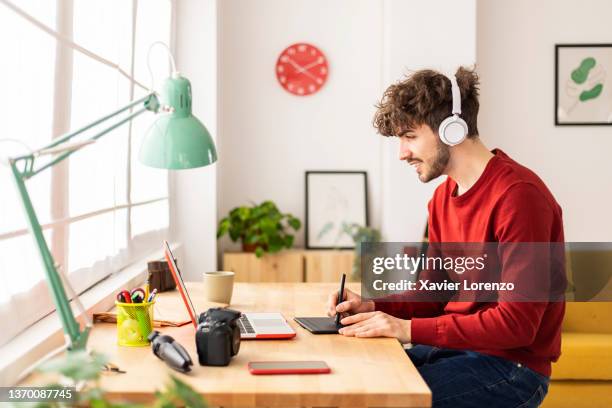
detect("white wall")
[217,0,384,253]
[169,0,611,272]
[477,0,612,241]
[216,0,476,257]
[381,0,476,241]
[170,0,218,280]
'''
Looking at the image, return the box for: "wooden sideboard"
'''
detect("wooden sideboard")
[223,249,356,282]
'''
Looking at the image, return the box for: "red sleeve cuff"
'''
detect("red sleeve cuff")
[410,317,440,345]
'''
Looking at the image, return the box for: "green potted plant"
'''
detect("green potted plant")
[217,201,301,258]
[340,223,382,280]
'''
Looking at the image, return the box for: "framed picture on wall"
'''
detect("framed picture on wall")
[555,44,612,125]
[305,171,368,249]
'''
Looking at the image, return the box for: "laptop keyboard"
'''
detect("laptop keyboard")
[238,314,255,334]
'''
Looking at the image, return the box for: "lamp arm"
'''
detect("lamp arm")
[7,93,159,351]
[8,159,87,349]
[27,105,149,178]
[12,93,159,178]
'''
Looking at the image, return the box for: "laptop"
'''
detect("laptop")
[237,313,296,339]
[163,241,296,340]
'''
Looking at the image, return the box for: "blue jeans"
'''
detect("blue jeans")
[407,345,549,408]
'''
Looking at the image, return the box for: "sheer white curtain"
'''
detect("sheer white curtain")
[0,0,172,347]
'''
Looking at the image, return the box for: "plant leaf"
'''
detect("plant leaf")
[39,351,107,382]
[284,235,294,248]
[246,234,260,244]
[216,218,230,238]
[237,207,250,221]
[168,376,208,408]
[268,235,284,253]
[288,217,301,230]
[90,399,108,408]
[228,229,241,242]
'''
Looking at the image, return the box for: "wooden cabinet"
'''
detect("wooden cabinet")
[223,250,355,282]
[222,250,303,282]
[304,250,354,282]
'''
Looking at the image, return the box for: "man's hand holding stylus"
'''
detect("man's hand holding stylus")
[327,288,374,317]
[327,289,412,344]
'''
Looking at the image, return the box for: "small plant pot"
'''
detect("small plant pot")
[242,242,267,253]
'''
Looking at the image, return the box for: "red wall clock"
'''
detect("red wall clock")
[275,43,328,96]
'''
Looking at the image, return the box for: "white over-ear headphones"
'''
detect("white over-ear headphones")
[438,73,468,146]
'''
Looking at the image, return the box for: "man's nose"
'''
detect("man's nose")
[398,139,412,161]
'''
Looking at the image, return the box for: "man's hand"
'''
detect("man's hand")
[338,311,412,344]
[327,288,375,318]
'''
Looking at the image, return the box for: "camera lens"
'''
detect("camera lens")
[232,325,241,356]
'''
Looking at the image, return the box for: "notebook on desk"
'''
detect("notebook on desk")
[163,241,296,339]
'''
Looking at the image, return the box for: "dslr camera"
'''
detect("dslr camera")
[196,308,241,366]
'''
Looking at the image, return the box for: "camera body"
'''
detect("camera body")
[195,308,241,366]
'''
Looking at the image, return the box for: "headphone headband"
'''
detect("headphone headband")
[447,74,462,115]
[438,70,468,146]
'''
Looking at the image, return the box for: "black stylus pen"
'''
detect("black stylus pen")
[335,273,346,327]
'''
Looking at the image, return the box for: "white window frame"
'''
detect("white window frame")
[0,0,175,348]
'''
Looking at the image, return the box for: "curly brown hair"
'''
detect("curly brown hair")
[373,66,480,138]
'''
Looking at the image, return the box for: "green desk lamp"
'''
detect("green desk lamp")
[7,43,217,351]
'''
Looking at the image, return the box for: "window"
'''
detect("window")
[0,0,173,347]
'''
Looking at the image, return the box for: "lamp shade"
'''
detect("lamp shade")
[139,74,217,169]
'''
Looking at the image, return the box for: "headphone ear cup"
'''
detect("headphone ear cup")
[439,116,468,146]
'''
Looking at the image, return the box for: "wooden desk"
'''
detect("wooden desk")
[33,283,432,407]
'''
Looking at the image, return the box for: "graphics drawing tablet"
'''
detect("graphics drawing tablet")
[293,317,343,334]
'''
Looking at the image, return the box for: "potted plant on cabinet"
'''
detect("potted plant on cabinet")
[340,223,382,280]
[217,201,301,258]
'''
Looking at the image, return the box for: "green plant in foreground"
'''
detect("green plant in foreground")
[16,351,206,408]
[217,200,301,257]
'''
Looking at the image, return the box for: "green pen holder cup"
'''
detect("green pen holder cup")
[116,300,155,347]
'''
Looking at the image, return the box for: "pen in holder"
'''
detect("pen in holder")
[116,300,155,347]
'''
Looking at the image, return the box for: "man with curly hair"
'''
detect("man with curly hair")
[327,67,564,407]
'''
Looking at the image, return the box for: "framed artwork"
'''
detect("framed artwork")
[555,44,612,125]
[305,171,368,249]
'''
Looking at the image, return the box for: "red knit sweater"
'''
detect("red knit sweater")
[375,149,565,377]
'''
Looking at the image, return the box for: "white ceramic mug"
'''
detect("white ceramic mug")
[203,271,235,303]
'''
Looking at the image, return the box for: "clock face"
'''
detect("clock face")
[275,43,328,96]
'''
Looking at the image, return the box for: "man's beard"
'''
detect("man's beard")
[418,142,450,183]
